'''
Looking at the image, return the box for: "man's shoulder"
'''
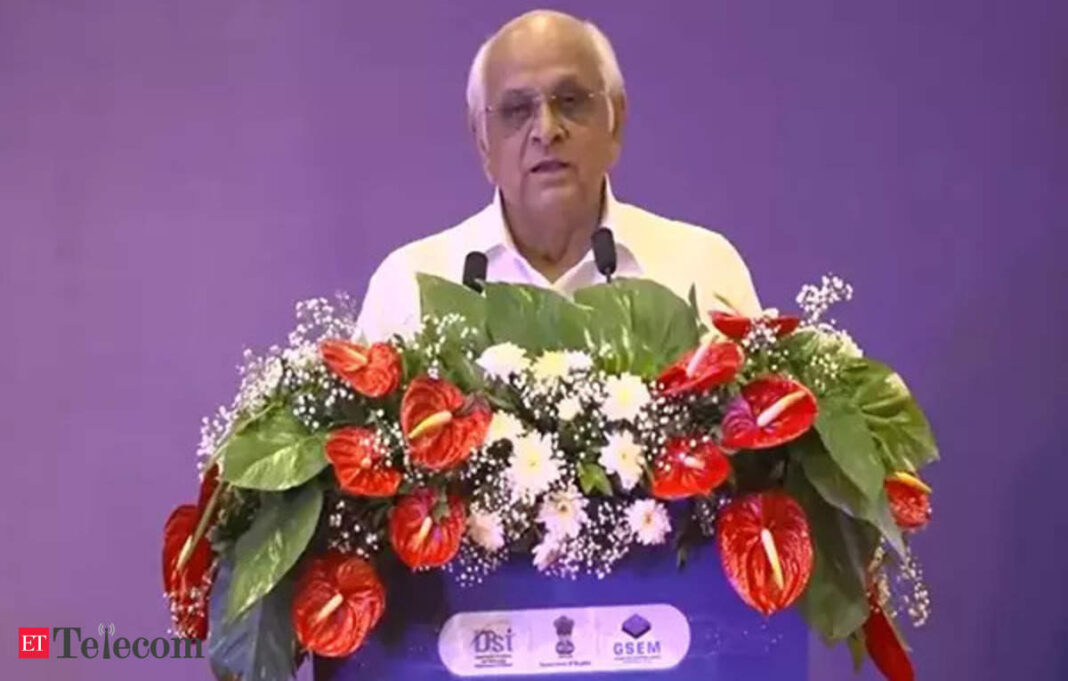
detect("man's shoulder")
[614,200,743,257]
[614,199,761,316]
[368,204,493,282]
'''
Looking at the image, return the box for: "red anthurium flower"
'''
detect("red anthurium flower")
[401,376,491,471]
[291,553,386,658]
[651,436,730,499]
[885,472,932,531]
[195,463,221,515]
[864,596,915,681]
[389,489,466,569]
[162,466,221,640]
[716,491,813,616]
[720,376,818,450]
[321,339,401,398]
[711,311,800,341]
[657,342,744,397]
[325,427,402,497]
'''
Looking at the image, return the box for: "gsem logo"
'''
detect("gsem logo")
[17,624,204,661]
[612,614,662,659]
[18,628,49,659]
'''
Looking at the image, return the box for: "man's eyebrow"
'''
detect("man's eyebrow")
[551,75,585,89]
[495,74,590,99]
[498,86,537,98]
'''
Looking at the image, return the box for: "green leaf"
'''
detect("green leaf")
[787,466,876,641]
[577,461,613,496]
[484,283,592,353]
[574,278,699,376]
[572,283,642,373]
[847,630,868,672]
[845,359,939,471]
[416,273,487,341]
[209,557,299,681]
[219,406,327,491]
[793,431,904,555]
[226,483,323,621]
[814,396,884,501]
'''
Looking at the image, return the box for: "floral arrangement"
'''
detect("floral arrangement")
[163,274,938,681]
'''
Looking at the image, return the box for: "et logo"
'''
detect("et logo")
[18,628,50,659]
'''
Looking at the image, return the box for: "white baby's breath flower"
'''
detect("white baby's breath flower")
[557,396,582,422]
[627,499,671,545]
[837,330,863,358]
[486,411,524,445]
[237,356,284,412]
[602,373,652,422]
[564,351,593,372]
[598,431,645,491]
[532,351,571,382]
[507,433,561,498]
[282,342,320,371]
[477,343,530,380]
[532,533,563,571]
[467,509,505,552]
[537,487,589,539]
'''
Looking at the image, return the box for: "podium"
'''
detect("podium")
[314,542,807,680]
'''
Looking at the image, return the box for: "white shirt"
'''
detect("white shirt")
[355,180,762,341]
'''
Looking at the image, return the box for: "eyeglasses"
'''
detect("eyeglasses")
[485,86,607,134]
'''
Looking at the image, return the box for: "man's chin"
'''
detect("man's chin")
[525,184,583,213]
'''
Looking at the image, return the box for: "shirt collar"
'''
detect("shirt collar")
[465,178,639,268]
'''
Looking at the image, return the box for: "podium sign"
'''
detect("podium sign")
[315,548,807,680]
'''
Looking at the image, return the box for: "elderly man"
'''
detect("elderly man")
[355,10,761,341]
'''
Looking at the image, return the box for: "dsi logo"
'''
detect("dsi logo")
[468,619,518,670]
[471,626,515,655]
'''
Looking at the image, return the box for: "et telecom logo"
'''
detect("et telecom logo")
[18,623,203,660]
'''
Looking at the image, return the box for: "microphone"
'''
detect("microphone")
[462,251,488,293]
[592,227,617,283]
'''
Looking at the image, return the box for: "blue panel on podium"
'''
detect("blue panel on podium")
[314,545,807,680]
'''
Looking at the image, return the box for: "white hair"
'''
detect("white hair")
[466,12,626,141]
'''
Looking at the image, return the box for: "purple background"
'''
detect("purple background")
[2,1,1065,679]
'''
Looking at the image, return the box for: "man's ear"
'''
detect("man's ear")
[608,92,627,166]
[611,92,628,144]
[471,115,494,184]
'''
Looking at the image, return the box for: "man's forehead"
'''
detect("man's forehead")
[484,24,602,95]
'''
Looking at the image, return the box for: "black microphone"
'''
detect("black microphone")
[592,227,617,283]
[462,251,488,293]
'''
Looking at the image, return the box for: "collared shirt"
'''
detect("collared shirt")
[355,180,762,341]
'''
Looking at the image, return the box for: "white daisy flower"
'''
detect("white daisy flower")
[467,509,505,552]
[532,351,571,382]
[564,351,593,373]
[532,533,563,572]
[627,499,671,545]
[477,343,530,380]
[557,396,582,422]
[602,373,652,422]
[598,431,645,491]
[537,487,589,539]
[507,432,561,498]
[486,411,524,445]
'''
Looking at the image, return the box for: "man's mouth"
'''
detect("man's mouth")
[530,160,571,174]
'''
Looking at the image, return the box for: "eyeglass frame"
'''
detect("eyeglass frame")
[482,86,611,134]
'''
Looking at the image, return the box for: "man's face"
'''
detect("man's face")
[478,21,624,216]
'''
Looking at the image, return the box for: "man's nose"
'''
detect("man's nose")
[530,99,565,145]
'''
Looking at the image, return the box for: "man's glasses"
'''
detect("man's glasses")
[485,86,607,134]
